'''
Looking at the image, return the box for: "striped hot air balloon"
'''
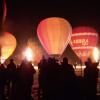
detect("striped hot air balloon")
[70,26,98,63]
[37,17,72,57]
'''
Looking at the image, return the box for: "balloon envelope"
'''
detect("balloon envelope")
[37,17,72,56]
[70,26,98,62]
[0,32,17,63]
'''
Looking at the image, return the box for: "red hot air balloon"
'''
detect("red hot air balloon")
[37,17,72,57]
[70,26,98,63]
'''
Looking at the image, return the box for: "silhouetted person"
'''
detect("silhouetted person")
[15,59,36,100]
[84,58,99,100]
[38,57,60,100]
[6,59,16,100]
[0,64,6,100]
[38,56,47,99]
[60,57,77,100]
[46,57,60,100]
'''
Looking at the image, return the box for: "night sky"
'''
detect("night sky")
[0,0,100,62]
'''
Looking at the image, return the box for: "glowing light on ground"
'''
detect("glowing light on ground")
[0,57,5,64]
[23,47,33,61]
[97,63,100,69]
[74,65,86,69]
[93,47,99,62]
[27,38,42,63]
[32,63,38,71]
[34,66,38,71]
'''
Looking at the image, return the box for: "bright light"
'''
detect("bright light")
[27,38,42,63]
[0,57,6,64]
[23,47,33,61]
[32,63,38,71]
[93,47,99,62]
[75,65,86,69]
[34,66,38,71]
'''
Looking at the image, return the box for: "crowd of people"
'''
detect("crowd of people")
[0,59,36,100]
[0,57,99,100]
[38,57,99,100]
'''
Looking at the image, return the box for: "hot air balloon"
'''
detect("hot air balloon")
[0,32,17,63]
[70,26,98,63]
[37,17,72,57]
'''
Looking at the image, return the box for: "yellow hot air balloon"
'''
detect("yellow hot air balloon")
[37,17,72,57]
[0,32,17,63]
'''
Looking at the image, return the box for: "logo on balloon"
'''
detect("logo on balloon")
[37,17,72,57]
[70,26,98,62]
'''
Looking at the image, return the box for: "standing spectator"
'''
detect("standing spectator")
[60,57,77,100]
[84,58,99,100]
[15,59,36,100]
[0,64,6,100]
[38,56,47,99]
[6,59,16,100]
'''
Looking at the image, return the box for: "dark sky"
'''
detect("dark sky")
[6,0,100,35]
[0,0,100,61]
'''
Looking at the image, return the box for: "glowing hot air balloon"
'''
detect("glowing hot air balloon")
[0,32,17,63]
[37,17,72,57]
[70,26,98,63]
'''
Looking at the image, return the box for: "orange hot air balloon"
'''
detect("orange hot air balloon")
[70,26,98,63]
[0,32,17,63]
[37,17,72,57]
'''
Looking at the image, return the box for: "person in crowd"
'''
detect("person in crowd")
[0,64,6,100]
[6,59,16,100]
[38,57,60,100]
[46,57,60,100]
[38,56,47,99]
[84,58,99,100]
[60,57,77,100]
[15,59,36,100]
